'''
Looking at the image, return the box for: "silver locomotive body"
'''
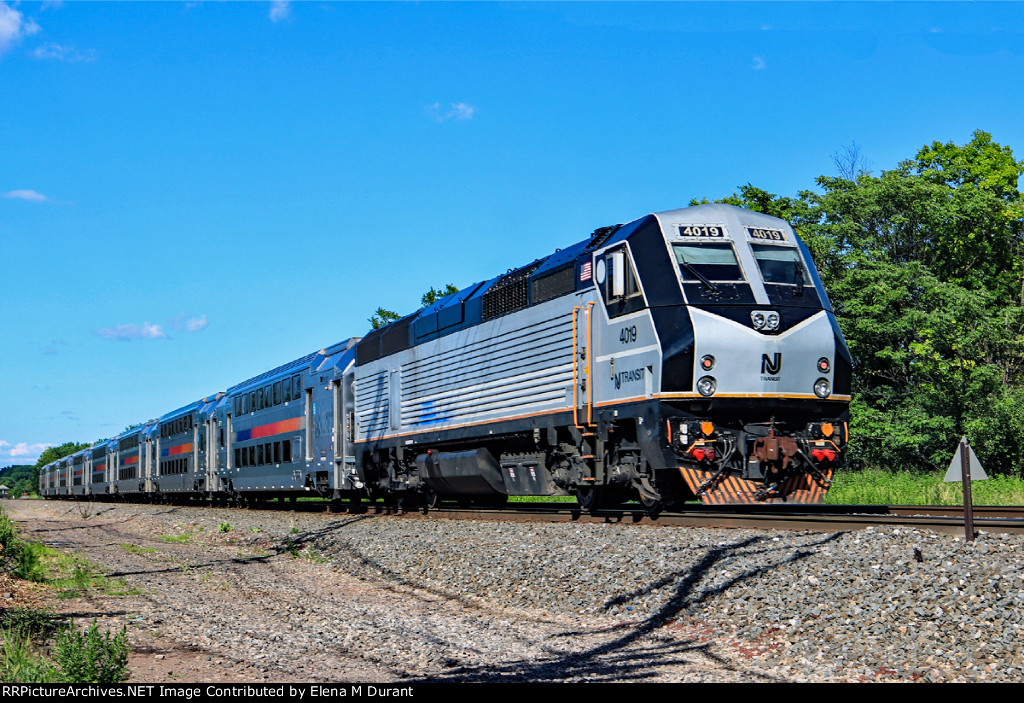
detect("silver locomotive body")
[351,204,850,508]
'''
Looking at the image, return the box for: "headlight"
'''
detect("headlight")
[696,376,717,397]
[751,312,766,329]
[700,354,715,371]
[813,378,831,398]
[766,312,780,331]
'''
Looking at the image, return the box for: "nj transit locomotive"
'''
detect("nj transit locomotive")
[40,204,851,509]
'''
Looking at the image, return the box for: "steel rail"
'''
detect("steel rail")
[59,496,1024,535]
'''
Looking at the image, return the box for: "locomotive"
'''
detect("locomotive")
[40,203,851,510]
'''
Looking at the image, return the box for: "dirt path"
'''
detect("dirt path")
[5,500,773,683]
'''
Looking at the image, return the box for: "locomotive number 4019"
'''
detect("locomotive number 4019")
[619,325,637,345]
[677,224,723,238]
[747,227,787,241]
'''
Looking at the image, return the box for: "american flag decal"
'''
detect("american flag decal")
[580,261,592,281]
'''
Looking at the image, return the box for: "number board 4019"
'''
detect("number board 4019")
[677,224,724,238]
[746,226,787,241]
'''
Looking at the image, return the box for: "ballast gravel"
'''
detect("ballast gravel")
[7,500,1024,683]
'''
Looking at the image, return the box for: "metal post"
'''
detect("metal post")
[960,439,975,542]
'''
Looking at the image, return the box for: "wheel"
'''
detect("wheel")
[574,486,604,512]
[423,488,442,512]
[635,477,663,518]
[640,492,663,518]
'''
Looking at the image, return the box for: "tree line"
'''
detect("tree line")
[697,130,1024,475]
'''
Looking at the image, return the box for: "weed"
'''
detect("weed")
[286,539,299,558]
[104,581,145,597]
[249,526,261,534]
[121,543,156,554]
[14,541,50,583]
[217,522,232,533]
[0,628,58,683]
[301,549,329,565]
[289,527,299,535]
[52,619,130,683]
[159,532,193,544]
[0,607,58,642]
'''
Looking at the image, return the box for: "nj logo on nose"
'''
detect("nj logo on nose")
[761,353,781,375]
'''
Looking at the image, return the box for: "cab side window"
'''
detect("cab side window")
[598,246,646,318]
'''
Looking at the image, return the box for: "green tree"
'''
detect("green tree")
[368,307,401,330]
[421,283,459,307]
[368,283,460,330]
[699,131,1024,475]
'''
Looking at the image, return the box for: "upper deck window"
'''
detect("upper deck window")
[751,244,807,285]
[672,242,744,282]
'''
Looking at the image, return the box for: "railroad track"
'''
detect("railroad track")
[384,502,1024,536]
[74,497,1024,535]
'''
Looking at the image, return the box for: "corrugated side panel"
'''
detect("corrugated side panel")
[355,370,390,438]
[399,308,574,430]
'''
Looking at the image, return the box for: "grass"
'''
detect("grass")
[509,495,576,504]
[512,468,1024,507]
[0,505,133,682]
[43,551,142,598]
[158,532,195,544]
[826,467,1024,506]
[120,543,156,554]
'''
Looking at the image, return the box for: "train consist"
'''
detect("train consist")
[40,204,851,509]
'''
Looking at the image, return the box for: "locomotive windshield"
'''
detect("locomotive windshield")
[672,242,744,282]
[751,244,808,285]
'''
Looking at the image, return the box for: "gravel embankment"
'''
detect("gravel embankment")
[6,500,1023,682]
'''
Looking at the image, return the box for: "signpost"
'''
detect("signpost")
[943,436,988,541]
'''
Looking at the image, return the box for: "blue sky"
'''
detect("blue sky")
[2,1,1023,465]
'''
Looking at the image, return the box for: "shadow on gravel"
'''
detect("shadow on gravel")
[283,516,523,614]
[407,532,845,683]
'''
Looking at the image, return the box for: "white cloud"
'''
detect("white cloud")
[269,1,290,23]
[3,189,48,202]
[427,102,477,122]
[168,312,208,333]
[33,42,95,62]
[752,56,766,70]
[0,2,40,55]
[96,322,167,341]
[0,441,53,460]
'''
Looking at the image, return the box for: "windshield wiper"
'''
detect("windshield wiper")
[679,262,719,294]
[794,262,805,296]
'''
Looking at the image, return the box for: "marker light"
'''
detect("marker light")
[700,354,715,371]
[817,357,831,373]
